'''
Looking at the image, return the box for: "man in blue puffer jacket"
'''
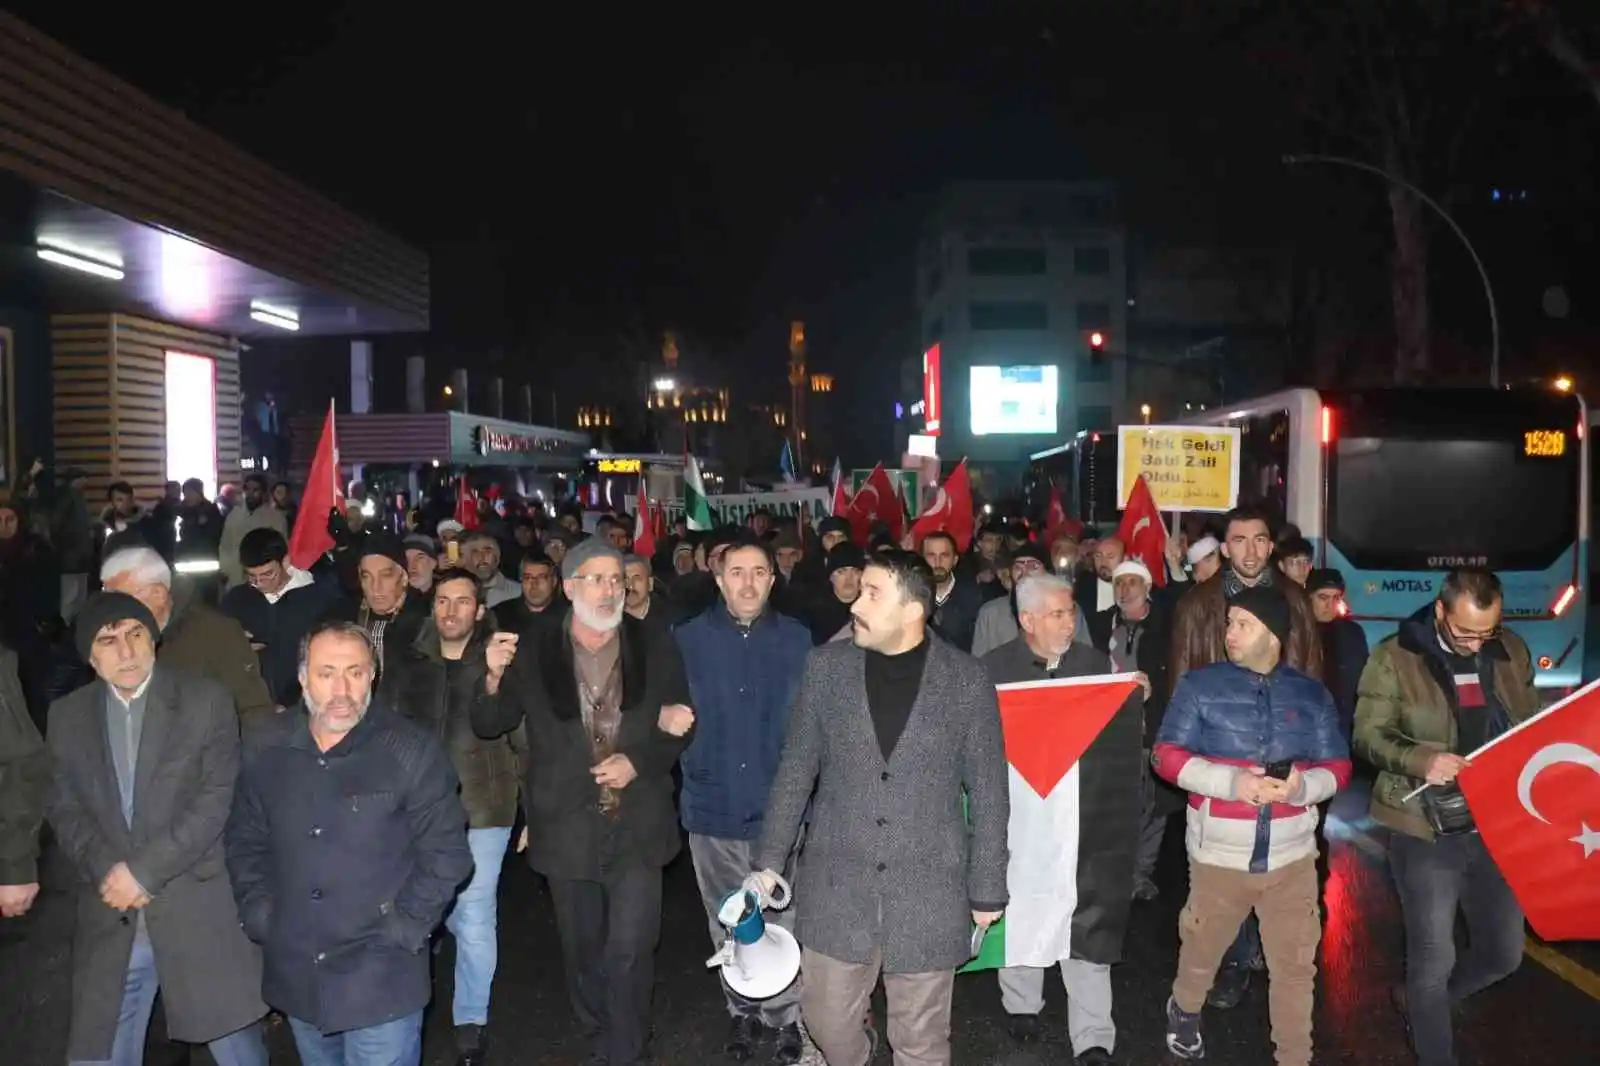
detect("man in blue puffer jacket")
[1153,584,1351,1066]
[674,534,814,1064]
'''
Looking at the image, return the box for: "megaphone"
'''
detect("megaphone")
[706,880,800,1000]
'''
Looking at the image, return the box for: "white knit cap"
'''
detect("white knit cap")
[1186,535,1219,565]
[436,519,465,537]
[1111,559,1153,584]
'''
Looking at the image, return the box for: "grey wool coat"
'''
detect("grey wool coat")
[756,634,1010,974]
[45,667,266,1060]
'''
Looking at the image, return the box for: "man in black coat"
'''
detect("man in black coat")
[227,619,472,1066]
[47,593,268,1065]
[0,645,46,918]
[473,538,695,1066]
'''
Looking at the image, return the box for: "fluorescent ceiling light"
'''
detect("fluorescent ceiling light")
[37,244,124,280]
[249,301,300,331]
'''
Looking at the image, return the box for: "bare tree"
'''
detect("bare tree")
[1514,1,1600,109]
[1241,1,1506,382]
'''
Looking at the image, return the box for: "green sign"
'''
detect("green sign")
[850,469,920,516]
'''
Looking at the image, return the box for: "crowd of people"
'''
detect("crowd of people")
[0,468,1538,1066]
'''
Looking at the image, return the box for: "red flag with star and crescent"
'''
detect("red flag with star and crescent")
[1115,474,1168,587]
[1455,679,1600,941]
[847,463,904,544]
[910,459,974,552]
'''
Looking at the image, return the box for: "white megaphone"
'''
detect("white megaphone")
[705,876,800,1000]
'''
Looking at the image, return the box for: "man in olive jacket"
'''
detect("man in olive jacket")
[101,545,277,721]
[1354,568,1539,1066]
[0,646,46,917]
[472,539,694,1066]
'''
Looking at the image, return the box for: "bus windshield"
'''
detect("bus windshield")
[1327,393,1581,573]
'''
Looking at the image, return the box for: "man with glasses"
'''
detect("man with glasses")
[1354,568,1539,1066]
[971,543,1092,657]
[472,538,695,1066]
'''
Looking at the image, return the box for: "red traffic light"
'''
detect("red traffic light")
[1088,331,1105,349]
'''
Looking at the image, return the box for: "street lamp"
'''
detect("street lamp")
[1139,403,1152,424]
[1283,153,1500,389]
[1555,375,1574,393]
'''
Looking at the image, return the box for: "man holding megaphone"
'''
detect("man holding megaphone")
[751,549,1011,1066]
[675,534,814,1064]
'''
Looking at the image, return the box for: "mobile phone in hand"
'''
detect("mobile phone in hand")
[1263,759,1295,782]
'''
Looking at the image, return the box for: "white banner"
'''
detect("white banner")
[650,487,833,529]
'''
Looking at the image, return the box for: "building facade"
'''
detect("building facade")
[904,182,1128,484]
[0,12,426,504]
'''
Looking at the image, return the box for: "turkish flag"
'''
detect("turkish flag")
[1043,484,1083,544]
[830,458,851,517]
[287,401,343,571]
[911,459,975,552]
[848,463,904,544]
[454,476,481,530]
[1457,681,1600,941]
[632,480,657,559]
[1115,474,1168,587]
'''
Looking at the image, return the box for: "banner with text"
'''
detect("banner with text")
[655,487,833,528]
[1116,425,1240,512]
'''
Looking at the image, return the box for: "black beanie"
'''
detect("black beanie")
[1228,584,1292,649]
[76,591,160,662]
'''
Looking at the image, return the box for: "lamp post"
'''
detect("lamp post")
[1283,153,1500,389]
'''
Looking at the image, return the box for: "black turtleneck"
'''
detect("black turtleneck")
[863,637,930,760]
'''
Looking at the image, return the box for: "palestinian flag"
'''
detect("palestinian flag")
[961,673,1143,972]
[683,453,714,531]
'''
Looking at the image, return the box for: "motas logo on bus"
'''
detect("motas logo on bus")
[1366,579,1435,595]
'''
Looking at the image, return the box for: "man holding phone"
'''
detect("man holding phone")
[1152,585,1351,1066]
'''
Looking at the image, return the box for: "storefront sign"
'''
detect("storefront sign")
[658,487,832,528]
[474,425,562,456]
[923,343,942,435]
[1116,425,1240,512]
[597,457,643,474]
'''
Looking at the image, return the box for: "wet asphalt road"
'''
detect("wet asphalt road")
[3,783,1597,1066]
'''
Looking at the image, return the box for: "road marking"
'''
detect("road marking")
[1328,813,1600,1002]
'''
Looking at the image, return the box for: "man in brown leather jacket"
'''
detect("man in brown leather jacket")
[1169,506,1322,684]
[1166,504,1323,1011]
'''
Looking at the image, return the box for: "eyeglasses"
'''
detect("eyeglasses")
[572,574,624,591]
[1443,617,1500,644]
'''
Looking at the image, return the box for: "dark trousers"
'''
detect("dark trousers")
[1388,832,1524,1066]
[547,863,663,1066]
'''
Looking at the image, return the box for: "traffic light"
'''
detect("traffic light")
[1087,331,1107,362]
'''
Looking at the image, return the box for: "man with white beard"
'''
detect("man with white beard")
[473,538,696,1066]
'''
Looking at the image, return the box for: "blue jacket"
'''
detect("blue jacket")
[1154,660,1351,873]
[675,606,813,840]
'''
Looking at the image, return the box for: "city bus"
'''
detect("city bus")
[1026,430,1121,529]
[1179,387,1589,692]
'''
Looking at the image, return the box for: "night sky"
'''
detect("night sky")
[10,2,1600,461]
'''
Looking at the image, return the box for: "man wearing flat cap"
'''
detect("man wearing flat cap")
[473,536,696,1066]
[46,592,268,1065]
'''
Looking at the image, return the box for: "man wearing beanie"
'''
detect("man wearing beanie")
[472,534,695,1066]
[325,532,429,681]
[47,592,268,1065]
[1153,583,1350,1066]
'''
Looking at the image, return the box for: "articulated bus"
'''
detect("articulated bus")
[1179,388,1589,693]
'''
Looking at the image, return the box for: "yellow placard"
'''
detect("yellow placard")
[1116,425,1241,512]
[597,457,643,474]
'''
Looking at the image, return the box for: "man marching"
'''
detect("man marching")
[982,574,1143,1066]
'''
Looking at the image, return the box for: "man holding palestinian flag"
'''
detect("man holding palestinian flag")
[974,572,1145,1065]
